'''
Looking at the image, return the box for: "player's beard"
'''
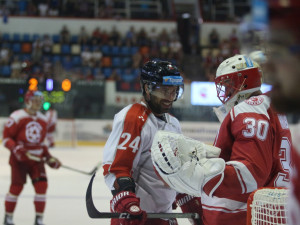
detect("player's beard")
[148,94,173,115]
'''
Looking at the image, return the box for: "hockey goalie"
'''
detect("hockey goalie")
[151,54,292,225]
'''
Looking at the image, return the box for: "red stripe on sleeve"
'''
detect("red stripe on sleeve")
[108,104,151,178]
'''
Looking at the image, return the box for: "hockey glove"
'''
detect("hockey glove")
[12,145,28,161]
[42,145,61,169]
[46,157,61,169]
[110,191,147,225]
[176,193,203,225]
[151,130,225,197]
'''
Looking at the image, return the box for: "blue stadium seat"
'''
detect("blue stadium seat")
[1,66,11,77]
[101,45,111,55]
[52,55,61,63]
[32,34,40,41]
[12,43,21,53]
[93,67,101,76]
[61,44,71,54]
[111,46,120,55]
[71,35,79,43]
[122,57,132,67]
[112,57,121,67]
[131,46,139,55]
[71,56,81,66]
[2,33,10,41]
[13,33,21,42]
[52,34,60,43]
[22,33,31,42]
[20,54,31,61]
[120,46,130,56]
[102,68,112,78]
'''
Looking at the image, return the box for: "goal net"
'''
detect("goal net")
[247,187,289,225]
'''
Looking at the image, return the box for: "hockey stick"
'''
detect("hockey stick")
[26,153,102,176]
[86,173,199,219]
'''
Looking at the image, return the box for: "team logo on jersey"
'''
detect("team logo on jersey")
[245,96,264,105]
[5,118,14,128]
[26,121,43,143]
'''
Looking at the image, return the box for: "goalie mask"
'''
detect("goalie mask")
[140,60,184,115]
[213,55,262,122]
[25,90,44,112]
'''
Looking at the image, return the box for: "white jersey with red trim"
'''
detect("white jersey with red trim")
[201,94,292,225]
[289,124,300,225]
[103,102,181,213]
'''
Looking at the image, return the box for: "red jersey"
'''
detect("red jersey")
[289,124,300,225]
[3,109,48,160]
[201,94,292,225]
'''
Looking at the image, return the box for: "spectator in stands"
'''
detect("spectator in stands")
[91,26,102,44]
[91,47,103,67]
[169,36,183,63]
[11,56,22,79]
[132,51,142,69]
[42,34,53,55]
[109,26,121,45]
[101,30,110,45]
[208,28,220,48]
[78,26,89,45]
[48,0,60,16]
[159,28,170,43]
[219,39,231,59]
[81,46,92,67]
[148,27,158,47]
[136,28,148,46]
[60,25,71,44]
[0,45,11,65]
[37,0,49,16]
[124,26,137,45]
[32,38,43,66]
[42,56,53,76]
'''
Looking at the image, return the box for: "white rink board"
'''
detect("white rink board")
[0,146,192,225]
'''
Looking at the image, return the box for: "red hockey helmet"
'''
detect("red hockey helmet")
[215,54,262,105]
[25,90,44,104]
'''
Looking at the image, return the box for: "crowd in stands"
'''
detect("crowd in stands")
[0,24,184,83]
[0,0,172,19]
[202,28,241,81]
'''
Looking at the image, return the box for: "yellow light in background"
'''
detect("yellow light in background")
[62,79,71,92]
[28,78,38,91]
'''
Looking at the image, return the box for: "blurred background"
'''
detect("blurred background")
[0,0,298,146]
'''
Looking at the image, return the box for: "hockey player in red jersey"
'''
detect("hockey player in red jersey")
[102,60,203,225]
[266,1,300,224]
[3,89,61,225]
[151,54,292,225]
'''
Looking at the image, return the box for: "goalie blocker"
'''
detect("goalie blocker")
[151,130,225,197]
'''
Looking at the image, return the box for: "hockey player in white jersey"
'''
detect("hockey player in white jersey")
[151,55,292,225]
[102,59,203,225]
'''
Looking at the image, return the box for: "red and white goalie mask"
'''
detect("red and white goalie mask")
[213,55,262,122]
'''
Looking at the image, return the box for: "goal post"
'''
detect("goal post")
[247,187,289,225]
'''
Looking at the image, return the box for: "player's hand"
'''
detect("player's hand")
[176,193,203,225]
[110,191,147,225]
[46,157,61,169]
[12,145,28,161]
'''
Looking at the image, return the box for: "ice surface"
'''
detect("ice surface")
[0,146,191,225]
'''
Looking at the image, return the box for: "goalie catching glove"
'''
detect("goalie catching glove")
[151,130,225,197]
